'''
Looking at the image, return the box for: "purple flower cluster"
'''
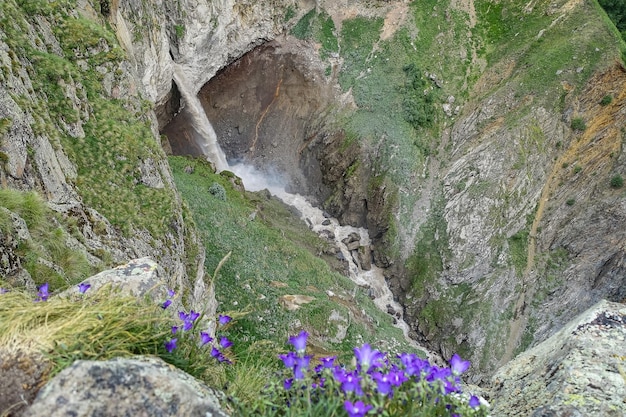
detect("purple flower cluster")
[164,310,233,365]
[275,331,485,417]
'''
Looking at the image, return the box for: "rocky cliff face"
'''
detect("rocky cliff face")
[0,0,215,307]
[387,0,626,380]
[112,0,297,119]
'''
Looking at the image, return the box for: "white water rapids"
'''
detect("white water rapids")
[172,65,419,348]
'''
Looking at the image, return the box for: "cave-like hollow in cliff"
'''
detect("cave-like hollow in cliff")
[160,39,341,208]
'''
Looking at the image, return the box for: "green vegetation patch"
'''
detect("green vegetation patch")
[508,228,529,276]
[291,9,338,58]
[610,174,624,188]
[474,0,622,100]
[0,189,96,290]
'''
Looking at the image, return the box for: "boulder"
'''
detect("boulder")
[23,356,228,417]
[279,294,316,311]
[489,300,626,416]
[357,245,373,271]
[63,257,171,304]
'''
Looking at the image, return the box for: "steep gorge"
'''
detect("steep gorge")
[2,0,626,393]
[156,0,626,381]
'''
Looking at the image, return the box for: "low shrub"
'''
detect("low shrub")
[610,174,624,189]
[208,182,227,201]
[600,95,613,106]
[571,117,586,132]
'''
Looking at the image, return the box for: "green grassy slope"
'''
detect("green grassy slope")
[169,156,420,361]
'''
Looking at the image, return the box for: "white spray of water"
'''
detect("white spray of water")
[172,63,229,172]
[231,164,420,348]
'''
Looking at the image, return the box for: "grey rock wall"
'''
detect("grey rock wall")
[112,0,295,110]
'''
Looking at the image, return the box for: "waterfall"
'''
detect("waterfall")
[172,63,229,172]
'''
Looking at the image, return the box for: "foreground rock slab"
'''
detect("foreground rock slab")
[489,300,626,416]
[24,356,228,417]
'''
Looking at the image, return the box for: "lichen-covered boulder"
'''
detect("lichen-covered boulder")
[63,257,170,301]
[489,300,626,416]
[23,356,228,417]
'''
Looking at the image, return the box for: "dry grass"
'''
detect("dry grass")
[0,286,171,376]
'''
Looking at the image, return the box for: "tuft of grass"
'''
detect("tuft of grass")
[610,174,624,188]
[0,117,12,136]
[0,283,235,385]
[174,24,185,39]
[571,117,587,131]
[508,228,529,276]
[600,94,613,106]
[0,189,96,290]
[221,345,283,404]
[0,286,170,376]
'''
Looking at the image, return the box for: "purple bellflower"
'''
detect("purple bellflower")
[211,346,222,359]
[200,331,213,346]
[36,283,49,302]
[288,330,308,355]
[371,371,394,396]
[165,338,177,353]
[219,336,233,349]
[280,351,297,369]
[189,310,200,322]
[334,369,363,396]
[354,343,384,372]
[469,395,481,409]
[77,282,91,294]
[387,369,408,387]
[449,353,470,375]
[319,356,336,369]
[293,355,311,380]
[218,314,232,326]
[283,377,294,390]
[161,299,172,309]
[167,288,175,298]
[344,400,373,417]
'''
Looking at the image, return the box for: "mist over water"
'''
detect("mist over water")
[172,64,230,172]
[230,163,287,194]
